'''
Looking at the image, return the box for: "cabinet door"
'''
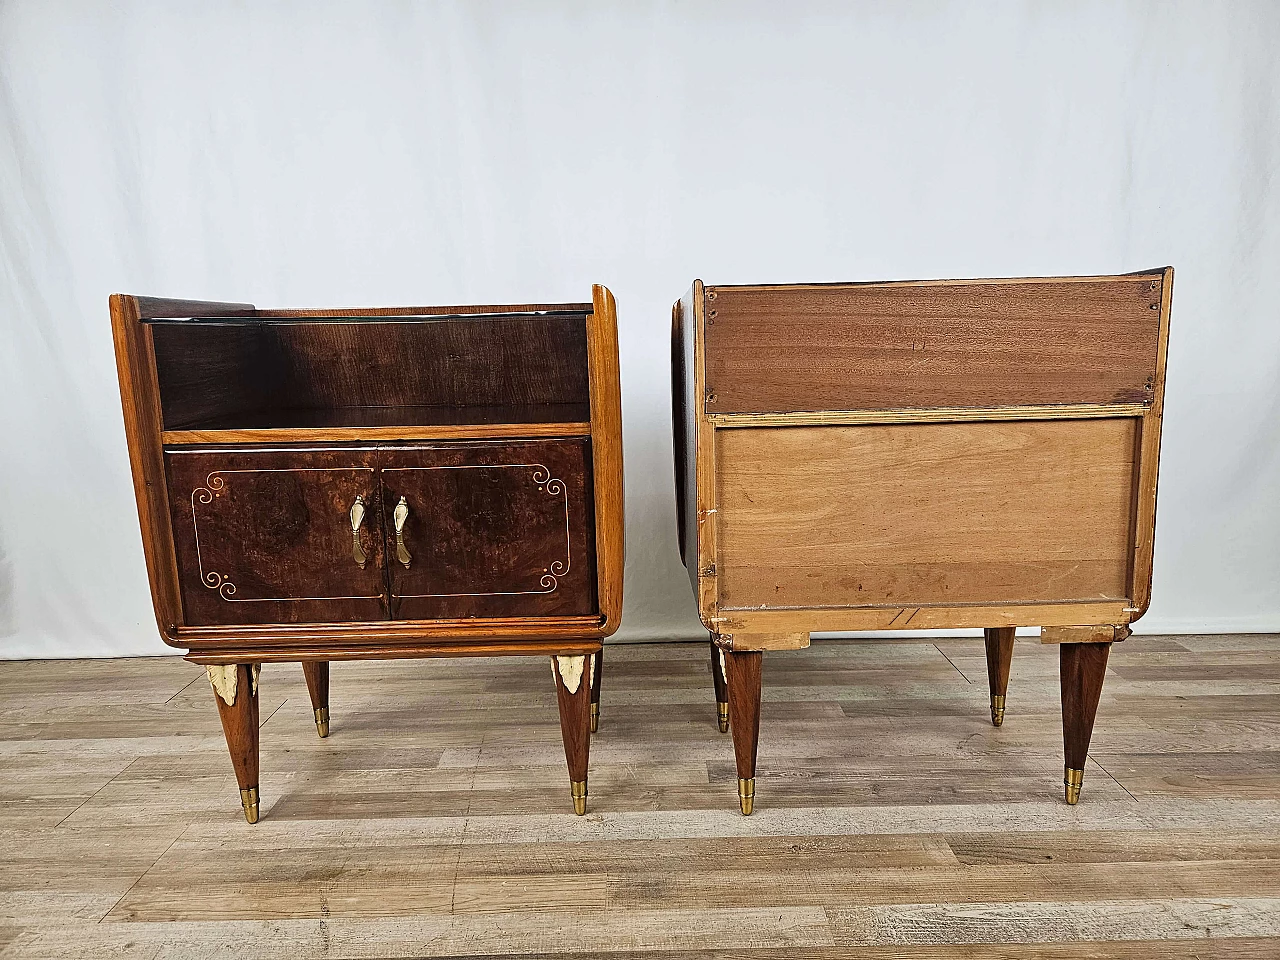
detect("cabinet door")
[379,440,596,620]
[166,448,388,626]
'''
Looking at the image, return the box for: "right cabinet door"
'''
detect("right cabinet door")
[379,440,597,620]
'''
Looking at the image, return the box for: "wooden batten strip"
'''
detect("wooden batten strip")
[161,422,591,445]
[709,403,1149,428]
[1127,267,1174,620]
[692,281,721,628]
[712,600,1134,644]
[713,270,1167,293]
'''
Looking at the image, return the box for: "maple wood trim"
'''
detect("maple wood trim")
[709,404,1149,428]
[186,638,603,664]
[1128,267,1174,620]
[110,294,184,644]
[161,422,591,445]
[588,285,625,636]
[710,600,1134,648]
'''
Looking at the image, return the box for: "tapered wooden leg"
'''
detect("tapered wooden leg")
[983,627,1016,726]
[724,648,762,815]
[709,636,729,733]
[1060,642,1111,805]
[589,647,603,733]
[301,661,330,738]
[207,664,261,824]
[552,654,593,815]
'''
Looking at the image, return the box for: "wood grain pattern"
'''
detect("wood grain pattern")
[3,636,1276,956]
[183,638,603,663]
[714,602,1133,641]
[176,615,608,656]
[132,296,255,320]
[251,302,593,319]
[985,626,1016,712]
[552,655,593,797]
[675,281,716,627]
[109,295,184,644]
[162,420,591,445]
[165,447,388,626]
[725,650,763,787]
[703,274,1165,413]
[380,440,596,621]
[716,419,1138,610]
[709,403,1150,428]
[1129,268,1174,618]
[209,663,259,797]
[114,287,623,661]
[151,316,590,432]
[113,288,625,825]
[1043,625,1129,644]
[151,322,274,430]
[1061,642,1112,773]
[300,661,328,715]
[588,285,626,635]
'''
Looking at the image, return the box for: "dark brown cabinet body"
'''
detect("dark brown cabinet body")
[165,440,597,626]
[112,289,624,820]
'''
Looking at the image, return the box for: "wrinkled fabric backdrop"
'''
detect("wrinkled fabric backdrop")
[1,1,1278,657]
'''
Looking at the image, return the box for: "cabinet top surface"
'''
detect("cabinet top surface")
[699,269,1170,292]
[138,306,594,325]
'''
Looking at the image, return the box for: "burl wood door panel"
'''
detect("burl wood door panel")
[379,440,596,620]
[166,448,388,626]
[703,275,1166,413]
[715,418,1138,610]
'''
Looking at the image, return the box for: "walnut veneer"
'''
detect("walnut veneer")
[112,287,624,820]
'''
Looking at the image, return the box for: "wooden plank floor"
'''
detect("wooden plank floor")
[1,635,1278,958]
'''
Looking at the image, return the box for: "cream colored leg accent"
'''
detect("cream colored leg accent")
[206,665,238,706]
[553,655,587,694]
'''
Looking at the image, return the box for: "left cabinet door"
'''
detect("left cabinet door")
[166,448,389,625]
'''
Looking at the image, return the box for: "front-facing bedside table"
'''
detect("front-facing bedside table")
[112,286,624,820]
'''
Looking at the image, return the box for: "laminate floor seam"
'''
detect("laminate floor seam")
[1090,756,1141,804]
[164,669,208,704]
[932,645,974,685]
[49,754,141,829]
[96,826,187,925]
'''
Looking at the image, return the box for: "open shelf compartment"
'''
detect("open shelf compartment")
[152,313,592,441]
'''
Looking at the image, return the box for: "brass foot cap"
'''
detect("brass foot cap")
[314,707,330,738]
[738,777,755,816]
[590,702,599,734]
[717,702,730,733]
[571,779,588,816]
[1064,767,1084,805]
[239,786,260,824]
[990,695,1006,727]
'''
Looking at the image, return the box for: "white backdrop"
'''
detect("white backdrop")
[2,1,1278,658]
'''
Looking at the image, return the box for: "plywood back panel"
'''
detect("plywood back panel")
[703,274,1165,413]
[715,419,1138,610]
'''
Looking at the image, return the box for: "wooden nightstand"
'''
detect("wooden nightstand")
[672,270,1172,814]
[112,287,623,820]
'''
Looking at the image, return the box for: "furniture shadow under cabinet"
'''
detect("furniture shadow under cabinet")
[672,270,1173,814]
[112,286,623,821]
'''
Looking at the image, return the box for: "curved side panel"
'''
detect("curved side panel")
[588,285,625,636]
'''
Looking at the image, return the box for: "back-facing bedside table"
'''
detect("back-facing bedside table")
[672,270,1172,814]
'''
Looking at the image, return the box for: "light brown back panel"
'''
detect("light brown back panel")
[715,418,1138,610]
[703,275,1165,413]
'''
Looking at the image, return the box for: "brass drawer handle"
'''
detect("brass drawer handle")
[349,495,368,569]
[393,496,412,568]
